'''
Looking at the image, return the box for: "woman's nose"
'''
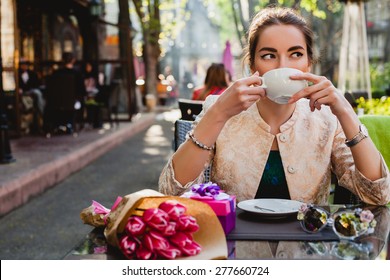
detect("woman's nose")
[278,57,290,68]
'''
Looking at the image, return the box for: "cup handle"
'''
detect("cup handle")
[259,77,267,88]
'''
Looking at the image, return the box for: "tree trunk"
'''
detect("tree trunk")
[384,21,390,62]
[230,0,245,49]
[248,0,257,18]
[133,0,161,100]
[292,0,301,10]
[118,0,137,119]
[144,39,158,97]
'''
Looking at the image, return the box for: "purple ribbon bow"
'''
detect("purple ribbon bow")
[185,182,229,201]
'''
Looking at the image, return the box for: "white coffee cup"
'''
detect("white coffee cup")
[259,68,308,104]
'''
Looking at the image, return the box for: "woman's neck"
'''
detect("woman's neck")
[256,98,296,135]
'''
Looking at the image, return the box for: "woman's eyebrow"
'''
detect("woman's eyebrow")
[258,47,277,52]
[258,46,305,53]
[288,46,305,52]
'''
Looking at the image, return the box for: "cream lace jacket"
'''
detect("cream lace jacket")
[159,96,390,205]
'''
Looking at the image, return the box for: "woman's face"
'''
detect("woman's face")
[86,63,92,72]
[253,24,310,75]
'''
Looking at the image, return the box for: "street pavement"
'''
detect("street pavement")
[0,109,180,259]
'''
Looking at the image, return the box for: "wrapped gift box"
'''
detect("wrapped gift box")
[190,195,236,235]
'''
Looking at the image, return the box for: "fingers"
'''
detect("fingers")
[230,73,265,97]
[288,73,336,112]
[289,72,323,84]
[312,99,321,112]
[246,85,265,96]
[242,71,263,87]
[218,72,266,116]
[289,76,328,103]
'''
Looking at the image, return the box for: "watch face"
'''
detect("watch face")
[361,124,369,137]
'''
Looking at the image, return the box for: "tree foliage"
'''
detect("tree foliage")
[131,0,189,97]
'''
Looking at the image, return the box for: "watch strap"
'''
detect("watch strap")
[345,125,368,147]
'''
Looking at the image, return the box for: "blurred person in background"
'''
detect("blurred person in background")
[192,63,228,101]
[18,59,45,115]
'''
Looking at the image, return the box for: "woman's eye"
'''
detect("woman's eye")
[260,54,275,60]
[291,52,304,58]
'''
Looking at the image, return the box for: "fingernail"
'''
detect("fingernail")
[253,71,259,76]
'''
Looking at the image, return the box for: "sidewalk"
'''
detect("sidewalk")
[0,112,157,217]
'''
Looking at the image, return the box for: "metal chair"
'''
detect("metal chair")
[333,179,361,205]
[178,99,203,121]
[173,119,211,182]
[95,81,120,127]
[344,91,368,108]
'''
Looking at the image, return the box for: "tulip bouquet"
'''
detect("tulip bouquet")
[80,189,230,260]
[119,200,201,259]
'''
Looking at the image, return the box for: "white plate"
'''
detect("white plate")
[237,199,304,217]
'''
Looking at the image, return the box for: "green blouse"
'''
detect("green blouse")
[255,150,291,199]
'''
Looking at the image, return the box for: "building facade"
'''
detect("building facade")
[1,0,135,136]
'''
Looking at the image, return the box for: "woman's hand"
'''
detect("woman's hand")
[211,72,265,121]
[288,73,352,117]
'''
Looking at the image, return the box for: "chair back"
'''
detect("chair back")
[178,99,203,120]
[95,82,120,126]
[344,91,368,107]
[174,119,193,151]
[174,119,211,182]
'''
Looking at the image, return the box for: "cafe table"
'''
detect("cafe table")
[64,204,390,260]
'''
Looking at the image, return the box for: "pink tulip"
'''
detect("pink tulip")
[143,231,170,252]
[181,240,202,256]
[125,216,146,236]
[143,208,170,231]
[158,200,187,220]
[119,235,139,259]
[157,243,182,259]
[169,231,194,248]
[160,221,176,236]
[136,244,156,260]
[177,215,199,233]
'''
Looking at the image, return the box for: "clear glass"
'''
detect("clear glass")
[332,210,368,240]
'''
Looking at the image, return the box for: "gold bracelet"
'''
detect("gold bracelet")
[187,131,215,151]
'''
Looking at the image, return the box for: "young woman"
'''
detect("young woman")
[192,63,228,101]
[159,7,390,205]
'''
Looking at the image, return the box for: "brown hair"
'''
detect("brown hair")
[198,63,228,100]
[243,7,316,71]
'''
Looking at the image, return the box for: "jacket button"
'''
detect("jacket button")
[287,166,297,174]
[279,134,288,142]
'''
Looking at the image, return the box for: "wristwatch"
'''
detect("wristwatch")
[345,124,369,147]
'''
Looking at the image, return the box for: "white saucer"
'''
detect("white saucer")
[237,198,304,218]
